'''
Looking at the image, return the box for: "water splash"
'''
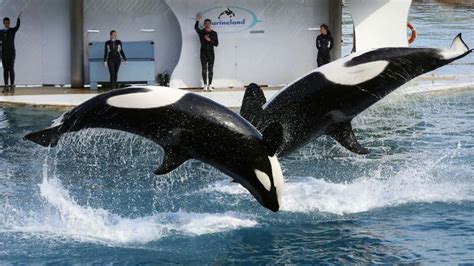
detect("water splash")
[0,154,257,246]
[205,152,474,215]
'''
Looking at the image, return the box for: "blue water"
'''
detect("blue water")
[1,88,473,264]
[1,2,474,264]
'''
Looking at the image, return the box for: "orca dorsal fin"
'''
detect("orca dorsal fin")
[328,122,369,155]
[240,83,266,128]
[154,146,190,175]
[262,123,284,156]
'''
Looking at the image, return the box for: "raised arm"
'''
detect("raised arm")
[195,13,202,34]
[13,16,21,32]
[194,21,201,34]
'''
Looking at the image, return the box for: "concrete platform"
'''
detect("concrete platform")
[1,76,473,109]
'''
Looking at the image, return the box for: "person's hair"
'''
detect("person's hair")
[3,17,10,22]
[320,24,331,36]
[110,30,117,36]
[204,19,212,24]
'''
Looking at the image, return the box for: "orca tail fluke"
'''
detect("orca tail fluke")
[451,33,470,53]
[24,126,61,147]
[241,83,266,128]
[441,33,473,60]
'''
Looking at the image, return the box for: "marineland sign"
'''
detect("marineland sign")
[199,6,264,34]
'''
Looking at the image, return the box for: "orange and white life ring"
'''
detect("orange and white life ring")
[407,22,417,44]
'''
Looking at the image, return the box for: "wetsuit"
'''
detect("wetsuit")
[1,18,20,90]
[316,34,334,67]
[195,21,218,86]
[104,39,127,89]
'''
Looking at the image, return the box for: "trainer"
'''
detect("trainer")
[195,13,219,91]
[1,11,21,93]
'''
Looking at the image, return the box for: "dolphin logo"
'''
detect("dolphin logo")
[218,8,236,19]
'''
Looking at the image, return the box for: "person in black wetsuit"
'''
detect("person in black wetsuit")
[1,12,21,93]
[316,24,334,67]
[195,14,218,91]
[104,30,127,90]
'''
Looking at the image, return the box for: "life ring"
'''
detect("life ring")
[407,22,417,44]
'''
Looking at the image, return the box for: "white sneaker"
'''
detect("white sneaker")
[208,86,214,92]
[202,85,209,92]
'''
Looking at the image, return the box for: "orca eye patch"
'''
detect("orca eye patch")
[254,169,272,191]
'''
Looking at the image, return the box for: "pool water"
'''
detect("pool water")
[1,87,473,263]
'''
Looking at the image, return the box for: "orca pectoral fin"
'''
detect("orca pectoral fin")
[154,147,189,175]
[262,123,284,156]
[328,122,369,155]
[240,83,266,127]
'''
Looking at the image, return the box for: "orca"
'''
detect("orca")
[25,86,285,212]
[241,34,473,156]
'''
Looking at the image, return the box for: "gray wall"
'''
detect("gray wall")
[83,0,182,84]
[0,0,71,85]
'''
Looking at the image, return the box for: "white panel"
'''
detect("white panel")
[40,0,71,84]
[348,0,412,52]
[84,0,182,84]
[0,0,70,85]
[166,0,330,88]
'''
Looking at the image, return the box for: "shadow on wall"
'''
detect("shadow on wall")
[83,0,182,85]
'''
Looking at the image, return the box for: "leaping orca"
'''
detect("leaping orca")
[25,86,285,212]
[241,34,473,156]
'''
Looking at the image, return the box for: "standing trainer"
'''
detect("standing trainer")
[195,13,218,91]
[316,24,334,67]
[104,30,127,90]
[1,11,21,93]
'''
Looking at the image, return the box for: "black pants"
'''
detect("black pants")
[317,51,330,67]
[200,50,215,85]
[107,58,121,89]
[2,51,16,86]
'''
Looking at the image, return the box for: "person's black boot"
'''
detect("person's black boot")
[2,85,8,93]
[9,85,15,93]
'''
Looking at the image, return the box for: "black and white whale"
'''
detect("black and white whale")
[241,34,473,156]
[25,86,285,212]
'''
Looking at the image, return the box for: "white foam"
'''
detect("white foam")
[206,163,474,215]
[6,175,257,245]
[203,180,248,195]
[281,172,474,215]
